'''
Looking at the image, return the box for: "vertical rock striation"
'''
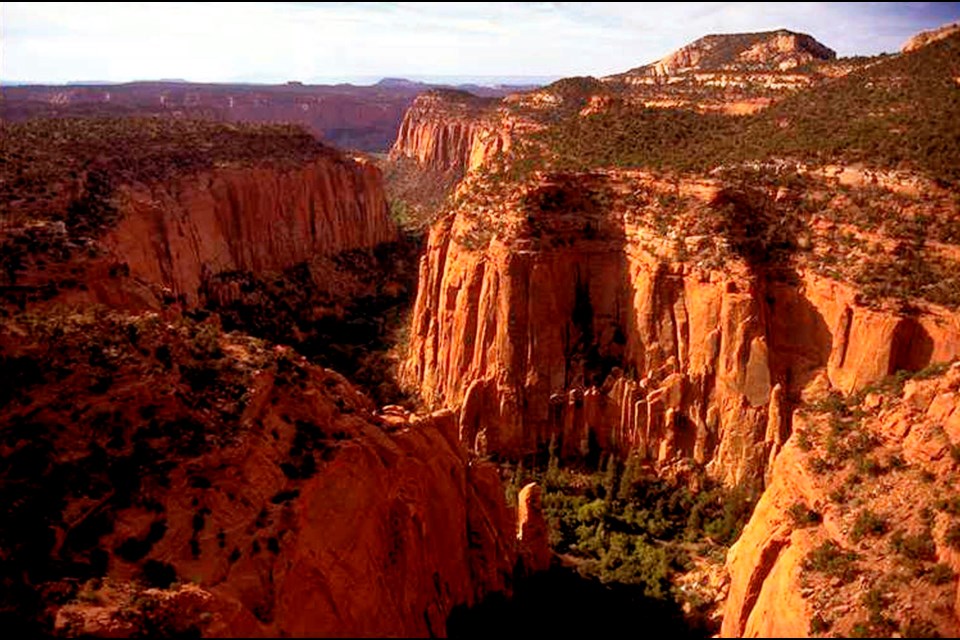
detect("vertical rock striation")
[388,90,510,178]
[401,172,960,488]
[105,155,397,305]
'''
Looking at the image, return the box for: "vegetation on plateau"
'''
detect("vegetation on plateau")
[0,306,366,634]
[202,238,422,407]
[1,117,332,228]
[533,33,960,185]
[793,360,960,637]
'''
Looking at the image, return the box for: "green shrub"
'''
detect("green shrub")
[923,563,955,586]
[855,455,885,477]
[950,444,960,466]
[788,502,822,528]
[850,509,889,543]
[803,541,860,584]
[903,619,941,639]
[809,613,831,635]
[944,522,960,551]
[807,456,830,474]
[935,497,960,516]
[141,560,177,588]
[862,587,895,632]
[890,529,937,562]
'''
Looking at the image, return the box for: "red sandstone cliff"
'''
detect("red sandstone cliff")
[388,90,512,177]
[105,155,396,306]
[5,157,398,312]
[400,170,960,488]
[0,312,537,637]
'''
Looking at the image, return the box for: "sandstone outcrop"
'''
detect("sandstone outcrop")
[388,90,508,177]
[632,30,836,77]
[902,21,960,54]
[598,30,851,114]
[0,313,528,637]
[2,121,399,315]
[516,483,551,575]
[723,363,960,637]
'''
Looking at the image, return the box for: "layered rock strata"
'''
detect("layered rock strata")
[389,90,511,177]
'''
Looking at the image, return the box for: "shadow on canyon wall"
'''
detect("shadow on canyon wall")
[201,234,424,407]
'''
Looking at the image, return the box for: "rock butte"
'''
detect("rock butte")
[902,21,960,54]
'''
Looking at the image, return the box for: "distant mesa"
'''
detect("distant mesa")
[375,77,429,89]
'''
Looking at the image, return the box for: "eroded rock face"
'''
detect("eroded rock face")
[403,224,770,485]
[105,155,396,306]
[516,483,551,575]
[388,90,510,177]
[1,320,519,637]
[598,29,851,114]
[400,171,960,488]
[722,364,960,638]
[631,30,836,77]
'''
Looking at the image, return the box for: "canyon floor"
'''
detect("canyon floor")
[2,22,960,638]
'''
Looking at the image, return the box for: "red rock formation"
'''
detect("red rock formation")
[0,315,522,637]
[55,399,519,637]
[389,90,510,177]
[902,21,960,54]
[516,483,551,575]
[620,29,836,77]
[597,30,858,114]
[401,171,960,488]
[722,363,960,637]
[402,213,772,484]
[102,155,396,306]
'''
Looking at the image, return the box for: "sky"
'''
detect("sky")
[3,2,960,85]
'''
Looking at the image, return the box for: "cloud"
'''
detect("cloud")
[2,1,959,83]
